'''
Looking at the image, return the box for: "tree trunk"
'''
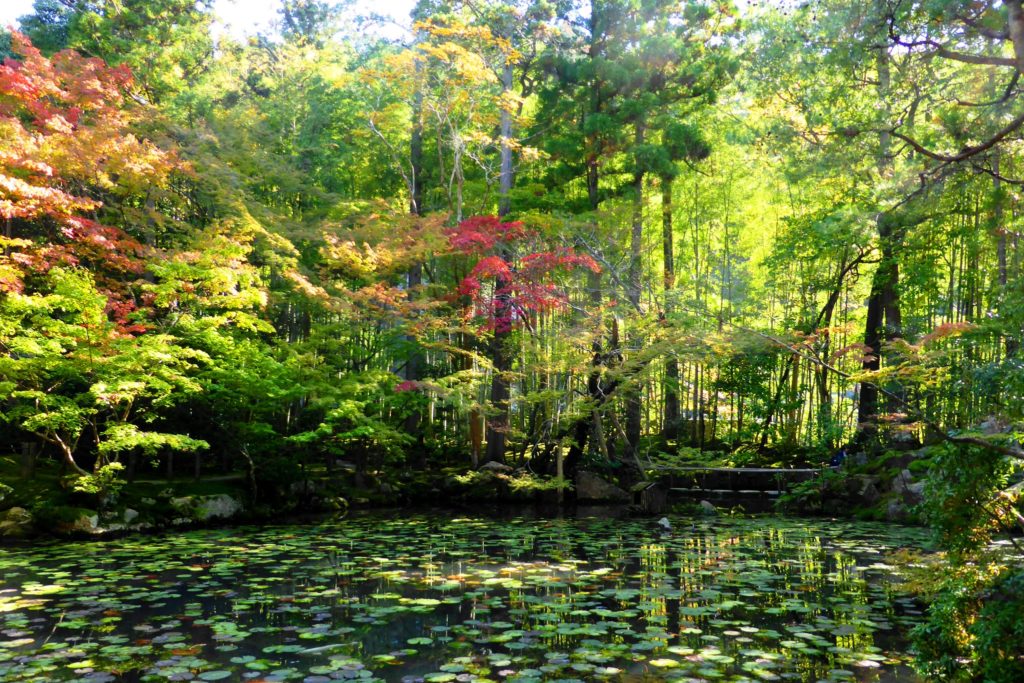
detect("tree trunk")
[403,59,426,463]
[662,174,680,438]
[483,63,516,465]
[857,33,901,441]
[1007,0,1024,72]
[567,16,616,479]
[994,153,1018,357]
[625,120,645,460]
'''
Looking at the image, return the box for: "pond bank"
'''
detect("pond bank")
[1,457,931,542]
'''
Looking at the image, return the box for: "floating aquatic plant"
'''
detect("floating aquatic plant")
[0,514,931,682]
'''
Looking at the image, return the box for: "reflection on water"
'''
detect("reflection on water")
[0,512,931,682]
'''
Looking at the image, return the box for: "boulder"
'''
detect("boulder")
[980,417,1011,435]
[171,494,243,522]
[886,498,909,523]
[699,500,718,516]
[69,512,102,535]
[889,430,921,451]
[886,449,928,471]
[848,452,869,467]
[122,508,139,524]
[858,479,881,507]
[847,475,881,506]
[479,461,514,473]
[2,507,30,523]
[891,469,925,506]
[195,494,243,521]
[575,472,629,503]
[0,507,33,538]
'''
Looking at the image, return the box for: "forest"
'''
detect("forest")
[0,0,1023,681]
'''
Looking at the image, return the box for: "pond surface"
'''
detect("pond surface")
[0,512,932,682]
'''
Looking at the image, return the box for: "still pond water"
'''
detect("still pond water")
[0,512,932,683]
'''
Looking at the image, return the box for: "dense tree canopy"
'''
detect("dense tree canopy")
[2,0,1024,678]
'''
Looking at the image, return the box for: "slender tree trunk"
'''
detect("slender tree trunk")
[567,49,606,475]
[759,358,791,451]
[625,120,645,462]
[51,435,87,476]
[498,63,513,217]
[814,259,846,447]
[483,64,516,464]
[404,56,426,464]
[661,174,680,438]
[410,63,425,217]
[994,153,1018,357]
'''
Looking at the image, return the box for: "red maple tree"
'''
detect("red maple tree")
[448,215,599,333]
[0,32,178,328]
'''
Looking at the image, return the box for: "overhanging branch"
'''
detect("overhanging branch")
[888,109,1024,164]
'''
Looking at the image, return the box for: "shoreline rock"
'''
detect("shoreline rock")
[575,472,630,503]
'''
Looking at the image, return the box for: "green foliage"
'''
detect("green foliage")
[19,0,77,53]
[911,562,1024,683]
[70,462,127,502]
[1,16,1023,682]
[453,469,571,495]
[0,27,11,61]
[6,5,1024,680]
[971,568,1024,682]
[0,268,211,474]
[911,563,983,681]
[909,440,1024,680]
[29,503,96,529]
[288,371,415,466]
[64,0,214,103]
[98,424,208,460]
[776,467,849,514]
[922,442,1020,557]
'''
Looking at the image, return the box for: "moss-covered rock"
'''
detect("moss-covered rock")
[0,507,32,538]
[170,494,244,523]
[575,472,629,503]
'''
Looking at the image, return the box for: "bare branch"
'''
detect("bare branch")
[956,72,1021,107]
[888,109,1024,164]
[888,32,1016,68]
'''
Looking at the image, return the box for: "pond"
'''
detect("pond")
[0,512,933,682]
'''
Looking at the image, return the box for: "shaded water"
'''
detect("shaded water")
[0,512,932,682]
